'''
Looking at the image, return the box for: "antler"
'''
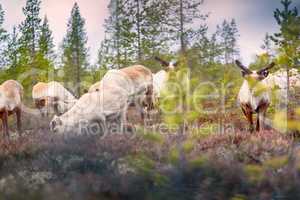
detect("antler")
[235,60,252,74]
[154,56,170,67]
[258,62,275,74]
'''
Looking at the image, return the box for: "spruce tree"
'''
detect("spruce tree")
[18,0,42,64]
[62,3,88,96]
[3,27,19,69]
[38,16,55,61]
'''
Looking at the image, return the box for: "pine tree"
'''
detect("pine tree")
[62,3,89,96]
[0,3,8,66]
[261,33,274,57]
[271,0,299,121]
[104,0,135,68]
[103,0,172,67]
[139,0,171,57]
[191,32,222,66]
[166,0,207,54]
[216,19,240,64]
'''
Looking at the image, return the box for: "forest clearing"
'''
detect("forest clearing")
[0,0,299,199]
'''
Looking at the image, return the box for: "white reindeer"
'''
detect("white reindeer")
[50,65,153,134]
[0,80,23,137]
[88,66,154,120]
[153,57,177,104]
[88,81,101,93]
[236,60,275,132]
[32,81,77,116]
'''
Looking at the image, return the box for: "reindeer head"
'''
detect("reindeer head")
[154,56,178,71]
[235,60,275,81]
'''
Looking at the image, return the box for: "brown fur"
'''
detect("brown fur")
[121,65,154,121]
[241,103,254,132]
[32,82,47,97]
[0,80,23,99]
[255,100,270,132]
[120,65,152,81]
[241,100,270,132]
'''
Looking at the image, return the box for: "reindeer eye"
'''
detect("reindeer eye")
[262,71,269,77]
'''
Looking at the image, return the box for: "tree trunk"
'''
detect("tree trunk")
[179,0,185,54]
[286,66,290,132]
[76,48,81,97]
[116,0,121,69]
[136,0,142,61]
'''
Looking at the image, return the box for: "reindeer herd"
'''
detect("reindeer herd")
[0,58,299,138]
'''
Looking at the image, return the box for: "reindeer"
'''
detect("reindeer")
[50,65,153,134]
[0,80,23,137]
[88,81,101,93]
[32,81,77,116]
[153,57,177,103]
[88,66,154,121]
[235,60,275,132]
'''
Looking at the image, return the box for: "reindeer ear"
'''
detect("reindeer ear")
[266,62,275,70]
[154,56,169,67]
[258,62,276,74]
[235,60,252,74]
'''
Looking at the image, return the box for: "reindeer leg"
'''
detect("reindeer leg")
[16,107,22,136]
[140,108,145,122]
[2,110,9,138]
[256,102,269,132]
[256,112,260,132]
[241,105,254,132]
[259,111,267,131]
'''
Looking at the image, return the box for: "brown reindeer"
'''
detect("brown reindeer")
[0,80,23,137]
[236,60,275,132]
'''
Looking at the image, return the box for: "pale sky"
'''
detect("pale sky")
[0,0,298,65]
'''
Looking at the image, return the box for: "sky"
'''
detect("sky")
[0,0,298,65]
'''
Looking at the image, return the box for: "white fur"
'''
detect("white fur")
[32,81,75,100]
[238,71,271,110]
[238,78,270,111]
[89,67,153,107]
[51,66,153,134]
[88,81,101,93]
[51,89,128,134]
[153,70,168,99]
